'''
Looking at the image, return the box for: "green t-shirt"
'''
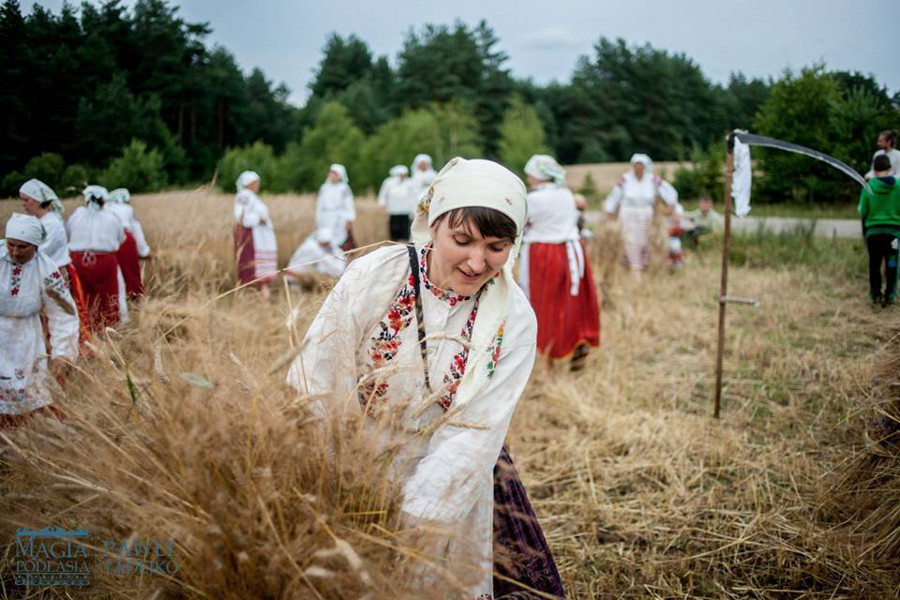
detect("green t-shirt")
[858,177,900,237]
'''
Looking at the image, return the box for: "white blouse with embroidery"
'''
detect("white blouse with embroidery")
[287,243,537,598]
[0,247,78,414]
[39,212,71,268]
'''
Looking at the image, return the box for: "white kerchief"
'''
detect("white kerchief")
[236,171,260,192]
[5,213,44,246]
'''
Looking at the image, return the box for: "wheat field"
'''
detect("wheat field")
[0,189,898,599]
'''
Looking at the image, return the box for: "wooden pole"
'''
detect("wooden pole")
[714,135,736,419]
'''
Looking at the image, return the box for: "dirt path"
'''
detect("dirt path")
[586,211,862,239]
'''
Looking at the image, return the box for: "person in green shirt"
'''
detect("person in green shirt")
[858,154,900,307]
[682,195,724,248]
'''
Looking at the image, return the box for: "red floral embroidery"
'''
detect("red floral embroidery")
[437,294,480,409]
[9,264,22,297]
[419,244,469,306]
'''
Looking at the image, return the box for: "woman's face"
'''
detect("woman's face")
[247,179,260,193]
[20,194,43,216]
[6,238,37,264]
[526,174,543,189]
[428,217,513,296]
[633,162,645,179]
[328,170,342,184]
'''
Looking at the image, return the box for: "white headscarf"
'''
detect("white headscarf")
[5,213,45,246]
[524,154,566,185]
[236,171,260,192]
[108,188,131,203]
[313,227,333,245]
[411,154,433,172]
[410,157,528,410]
[630,153,653,173]
[389,165,409,178]
[19,179,63,215]
[328,164,348,185]
[82,185,109,211]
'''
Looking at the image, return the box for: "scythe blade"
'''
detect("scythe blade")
[733,131,871,193]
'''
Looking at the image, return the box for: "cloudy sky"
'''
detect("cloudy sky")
[26,0,900,106]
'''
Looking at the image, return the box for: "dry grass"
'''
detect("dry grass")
[0,189,898,599]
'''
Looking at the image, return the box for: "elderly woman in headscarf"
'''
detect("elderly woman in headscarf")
[315,164,356,251]
[1,214,79,428]
[604,153,679,276]
[67,185,128,330]
[519,155,600,370]
[287,158,565,599]
[19,179,93,353]
[377,165,415,241]
[408,154,437,202]
[233,171,278,300]
[105,188,146,298]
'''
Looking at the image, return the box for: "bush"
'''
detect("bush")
[673,142,724,202]
[1,171,25,198]
[100,139,168,193]
[497,96,549,179]
[60,164,90,195]
[23,152,66,189]
[217,141,282,194]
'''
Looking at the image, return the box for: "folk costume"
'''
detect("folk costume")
[604,154,679,272]
[106,188,145,298]
[67,186,128,330]
[287,158,565,599]
[233,171,278,287]
[1,215,78,426]
[286,228,346,280]
[519,155,600,362]
[315,164,356,250]
[19,179,93,353]
[409,153,437,202]
[378,165,414,241]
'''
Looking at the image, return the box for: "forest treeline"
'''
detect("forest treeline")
[2,0,898,202]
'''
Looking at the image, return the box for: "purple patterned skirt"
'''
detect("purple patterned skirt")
[493,445,566,599]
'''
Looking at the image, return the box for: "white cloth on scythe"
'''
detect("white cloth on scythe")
[732,135,752,218]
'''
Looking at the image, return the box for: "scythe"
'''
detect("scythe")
[713,130,871,418]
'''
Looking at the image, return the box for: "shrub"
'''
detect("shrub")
[217,141,282,194]
[100,139,168,193]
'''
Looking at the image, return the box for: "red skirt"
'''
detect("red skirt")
[70,251,120,331]
[65,264,93,356]
[117,231,144,298]
[528,242,601,359]
[233,224,256,286]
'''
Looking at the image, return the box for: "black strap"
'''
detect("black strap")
[407,243,432,392]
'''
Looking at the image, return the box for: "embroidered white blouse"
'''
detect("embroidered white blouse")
[378,177,416,216]
[39,212,71,268]
[67,206,125,253]
[315,182,356,247]
[0,247,78,414]
[603,171,679,213]
[287,243,537,597]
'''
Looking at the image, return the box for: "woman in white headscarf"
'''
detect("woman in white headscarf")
[67,185,128,330]
[604,153,679,275]
[408,153,436,202]
[285,227,346,284]
[377,165,414,241]
[105,188,145,298]
[1,214,79,427]
[519,155,600,370]
[19,179,93,354]
[108,188,152,257]
[287,158,565,599]
[315,164,356,250]
[233,171,278,300]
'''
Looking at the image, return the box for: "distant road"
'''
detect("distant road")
[585,212,862,239]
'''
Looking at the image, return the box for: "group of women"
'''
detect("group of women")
[2,150,678,597]
[2,180,150,427]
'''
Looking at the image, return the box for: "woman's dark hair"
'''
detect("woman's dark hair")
[39,199,53,209]
[873,154,892,172]
[880,130,897,146]
[432,206,517,242]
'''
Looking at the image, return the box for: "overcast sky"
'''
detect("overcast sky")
[26,0,900,106]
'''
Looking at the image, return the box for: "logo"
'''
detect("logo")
[15,527,91,586]
[14,527,181,587]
